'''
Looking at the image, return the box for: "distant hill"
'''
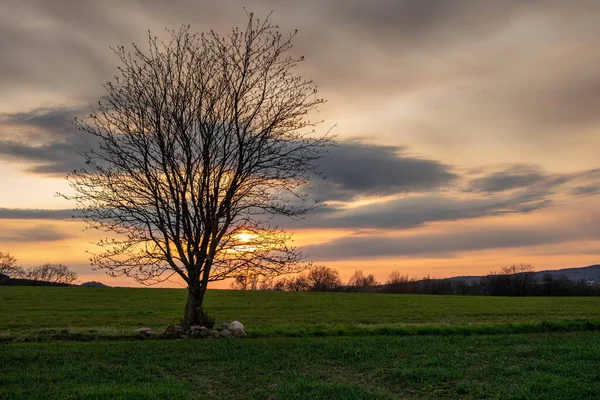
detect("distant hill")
[0,277,73,286]
[0,277,110,287]
[535,264,600,282]
[446,264,600,284]
[79,281,110,288]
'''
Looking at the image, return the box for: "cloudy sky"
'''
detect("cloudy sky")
[1,0,600,286]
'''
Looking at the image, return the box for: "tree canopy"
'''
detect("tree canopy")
[65,13,331,326]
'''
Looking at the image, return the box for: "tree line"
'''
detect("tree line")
[0,252,78,285]
[232,263,600,296]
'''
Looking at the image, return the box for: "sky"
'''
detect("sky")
[1,0,600,287]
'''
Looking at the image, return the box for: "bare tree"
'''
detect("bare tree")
[0,252,24,280]
[285,274,310,292]
[65,13,330,327]
[230,271,260,290]
[305,265,341,291]
[272,278,288,291]
[386,270,411,285]
[501,263,536,296]
[258,276,274,290]
[348,270,379,288]
[484,263,536,296]
[24,263,79,285]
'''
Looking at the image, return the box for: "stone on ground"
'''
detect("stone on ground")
[133,327,153,337]
[219,329,232,338]
[231,328,247,338]
[228,321,244,331]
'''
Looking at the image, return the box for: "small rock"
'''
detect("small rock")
[228,321,244,332]
[211,329,220,339]
[199,329,211,338]
[219,329,232,338]
[133,327,153,337]
[189,325,203,331]
[165,324,175,333]
[231,328,247,338]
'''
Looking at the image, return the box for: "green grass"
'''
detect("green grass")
[2,287,600,398]
[2,333,600,399]
[2,287,600,340]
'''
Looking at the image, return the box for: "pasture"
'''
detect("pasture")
[1,287,600,399]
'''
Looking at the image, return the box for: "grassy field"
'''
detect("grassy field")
[2,287,600,399]
[2,287,600,340]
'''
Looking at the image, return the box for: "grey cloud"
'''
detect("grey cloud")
[468,165,600,198]
[287,189,554,231]
[0,208,75,220]
[0,108,96,175]
[322,0,532,45]
[4,0,600,153]
[304,223,596,261]
[0,107,456,196]
[570,184,600,197]
[0,8,114,101]
[312,141,457,201]
[468,165,568,193]
[0,225,74,242]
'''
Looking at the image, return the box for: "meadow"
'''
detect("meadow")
[2,287,600,399]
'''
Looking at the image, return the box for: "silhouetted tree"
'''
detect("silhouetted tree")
[259,276,274,290]
[229,272,260,290]
[285,274,310,291]
[0,252,24,282]
[64,13,330,327]
[23,263,78,285]
[272,278,288,291]
[304,265,341,291]
[348,270,378,289]
[483,263,536,296]
[386,270,411,285]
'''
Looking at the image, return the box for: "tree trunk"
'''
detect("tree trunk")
[182,283,211,328]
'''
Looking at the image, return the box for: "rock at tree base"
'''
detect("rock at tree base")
[228,321,244,331]
[228,321,246,337]
[134,327,153,337]
[219,329,232,338]
[199,329,211,338]
[231,328,247,338]
[158,322,245,339]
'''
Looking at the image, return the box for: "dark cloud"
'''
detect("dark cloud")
[570,185,600,197]
[322,0,532,45]
[0,108,96,175]
[304,223,597,261]
[468,165,600,198]
[0,107,456,196]
[0,225,74,242]
[468,165,568,193]
[312,141,457,201]
[287,189,554,231]
[0,208,75,220]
